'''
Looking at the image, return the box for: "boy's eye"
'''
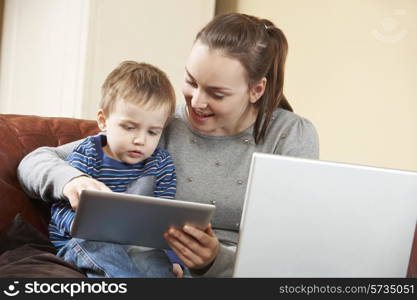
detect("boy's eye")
[148,130,159,136]
[121,124,135,130]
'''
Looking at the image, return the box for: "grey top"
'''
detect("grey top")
[17,103,319,277]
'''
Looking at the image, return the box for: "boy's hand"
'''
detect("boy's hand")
[63,175,111,210]
[172,263,183,278]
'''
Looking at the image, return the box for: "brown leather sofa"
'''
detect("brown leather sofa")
[0,114,416,277]
[0,114,98,277]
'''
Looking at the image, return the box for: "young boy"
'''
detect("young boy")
[48,61,183,277]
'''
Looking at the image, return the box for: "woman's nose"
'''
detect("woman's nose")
[191,89,208,109]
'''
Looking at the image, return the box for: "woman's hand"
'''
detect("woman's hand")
[164,224,220,270]
[63,175,111,210]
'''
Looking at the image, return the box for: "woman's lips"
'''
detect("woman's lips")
[190,108,214,123]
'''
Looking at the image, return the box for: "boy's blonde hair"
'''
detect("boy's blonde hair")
[101,61,176,121]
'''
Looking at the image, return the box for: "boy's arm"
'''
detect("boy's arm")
[65,137,95,177]
[164,250,185,268]
[50,203,76,235]
[153,150,176,200]
[154,150,182,266]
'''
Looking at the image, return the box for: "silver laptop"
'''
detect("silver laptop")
[233,153,417,277]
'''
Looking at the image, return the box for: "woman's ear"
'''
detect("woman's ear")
[249,77,267,104]
[97,109,107,132]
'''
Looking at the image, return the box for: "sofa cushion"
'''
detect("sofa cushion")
[0,213,86,277]
[0,114,98,235]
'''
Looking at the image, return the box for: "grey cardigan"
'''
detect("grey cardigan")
[17,104,319,277]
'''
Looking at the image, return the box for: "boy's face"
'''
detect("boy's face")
[97,99,169,165]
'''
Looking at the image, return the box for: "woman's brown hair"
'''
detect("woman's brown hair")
[196,13,292,144]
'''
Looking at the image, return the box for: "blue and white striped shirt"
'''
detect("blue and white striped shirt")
[49,134,180,264]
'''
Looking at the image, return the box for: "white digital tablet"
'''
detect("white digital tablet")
[70,190,216,249]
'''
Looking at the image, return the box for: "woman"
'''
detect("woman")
[18,13,319,277]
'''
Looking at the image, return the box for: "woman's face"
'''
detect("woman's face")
[182,41,261,136]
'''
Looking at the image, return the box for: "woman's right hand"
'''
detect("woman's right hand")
[63,175,111,210]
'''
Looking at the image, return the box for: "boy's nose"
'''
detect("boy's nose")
[133,134,145,145]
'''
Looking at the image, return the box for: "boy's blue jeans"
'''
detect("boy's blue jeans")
[57,238,181,278]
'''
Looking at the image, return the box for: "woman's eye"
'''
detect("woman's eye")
[186,79,197,88]
[212,93,225,100]
[148,131,158,136]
